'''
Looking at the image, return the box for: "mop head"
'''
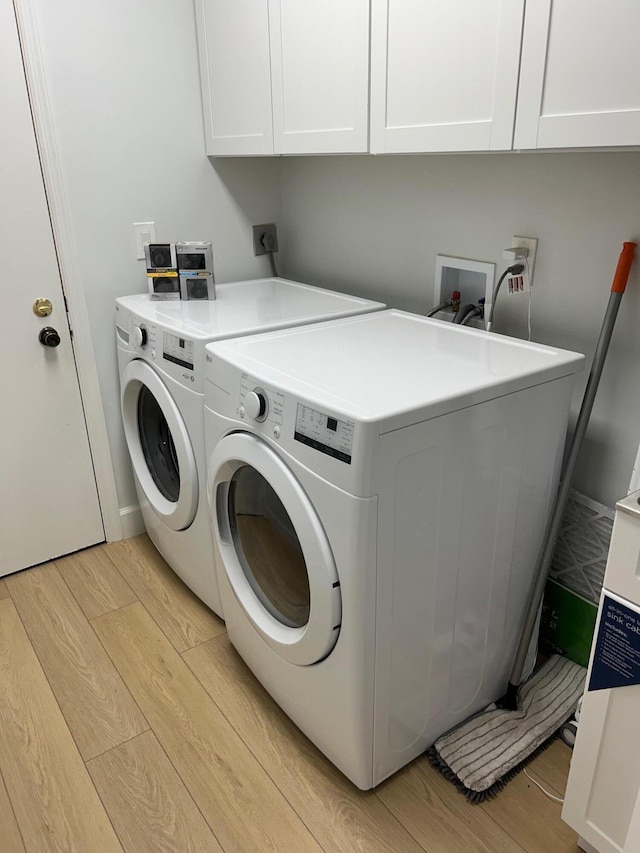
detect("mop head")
[427,655,586,803]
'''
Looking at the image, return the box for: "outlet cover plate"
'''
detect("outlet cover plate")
[253,223,278,256]
[511,235,538,284]
[133,221,156,260]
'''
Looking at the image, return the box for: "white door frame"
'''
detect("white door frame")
[12,0,122,541]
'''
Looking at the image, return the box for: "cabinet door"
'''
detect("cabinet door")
[195,0,273,156]
[515,0,640,149]
[370,0,524,153]
[562,592,640,852]
[269,0,369,154]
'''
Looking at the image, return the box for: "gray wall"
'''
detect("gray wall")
[32,0,283,511]
[27,0,640,513]
[280,152,640,507]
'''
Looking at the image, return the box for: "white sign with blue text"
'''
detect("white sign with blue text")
[589,592,640,692]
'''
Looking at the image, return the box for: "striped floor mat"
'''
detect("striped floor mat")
[427,655,586,802]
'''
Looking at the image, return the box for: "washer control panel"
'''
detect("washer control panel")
[163,332,194,371]
[132,324,147,349]
[294,405,354,465]
[243,387,268,421]
[239,374,284,433]
[133,319,157,352]
[124,313,200,388]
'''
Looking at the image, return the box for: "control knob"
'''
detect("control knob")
[244,389,268,422]
[133,324,148,348]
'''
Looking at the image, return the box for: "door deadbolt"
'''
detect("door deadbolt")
[39,327,61,348]
[33,298,53,317]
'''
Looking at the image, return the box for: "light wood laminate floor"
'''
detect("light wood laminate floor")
[0,535,582,852]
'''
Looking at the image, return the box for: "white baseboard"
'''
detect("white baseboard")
[578,838,600,853]
[118,504,146,540]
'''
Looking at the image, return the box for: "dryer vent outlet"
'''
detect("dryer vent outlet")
[253,223,279,256]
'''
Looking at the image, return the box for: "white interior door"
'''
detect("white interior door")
[0,0,103,576]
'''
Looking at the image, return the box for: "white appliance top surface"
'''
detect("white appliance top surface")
[116,278,385,340]
[617,490,640,520]
[206,310,585,427]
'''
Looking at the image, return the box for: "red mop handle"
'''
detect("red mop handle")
[611,242,637,293]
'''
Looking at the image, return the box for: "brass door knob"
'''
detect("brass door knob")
[33,298,53,317]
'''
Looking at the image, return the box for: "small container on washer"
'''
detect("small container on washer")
[177,241,216,300]
[179,271,215,300]
[144,243,180,300]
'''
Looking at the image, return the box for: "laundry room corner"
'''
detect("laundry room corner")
[4,1,640,850]
[16,0,283,537]
[279,151,640,510]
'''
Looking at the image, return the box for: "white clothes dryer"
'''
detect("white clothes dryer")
[204,310,584,788]
[116,278,385,617]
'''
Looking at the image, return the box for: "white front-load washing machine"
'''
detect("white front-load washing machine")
[116,278,385,617]
[204,309,584,788]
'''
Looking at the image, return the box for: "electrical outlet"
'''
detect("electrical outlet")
[511,235,538,286]
[507,268,529,294]
[253,223,278,256]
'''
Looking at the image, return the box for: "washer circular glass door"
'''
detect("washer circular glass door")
[209,432,341,665]
[121,360,198,531]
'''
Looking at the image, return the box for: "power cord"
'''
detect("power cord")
[526,258,533,341]
[486,262,525,333]
[523,767,565,804]
[266,250,278,277]
[261,232,279,277]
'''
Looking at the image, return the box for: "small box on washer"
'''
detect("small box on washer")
[176,241,213,272]
[147,272,180,300]
[177,241,215,300]
[179,272,215,300]
[144,243,180,300]
[144,242,177,271]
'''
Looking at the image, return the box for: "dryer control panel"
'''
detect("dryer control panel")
[238,373,284,435]
[294,405,354,465]
[236,374,354,465]
[205,358,373,496]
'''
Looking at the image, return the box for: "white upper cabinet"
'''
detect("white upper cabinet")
[195,1,640,156]
[370,0,525,153]
[195,0,274,156]
[269,0,370,154]
[515,0,640,149]
[195,0,368,156]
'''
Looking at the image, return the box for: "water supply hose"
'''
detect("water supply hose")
[453,303,479,324]
[425,299,454,318]
[460,303,484,326]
